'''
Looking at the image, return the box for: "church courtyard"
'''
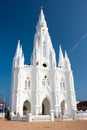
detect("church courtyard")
[0,119,87,130]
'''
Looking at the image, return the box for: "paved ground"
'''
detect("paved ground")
[0,119,87,130]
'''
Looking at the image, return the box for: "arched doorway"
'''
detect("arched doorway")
[23,100,31,115]
[42,98,50,115]
[61,100,65,116]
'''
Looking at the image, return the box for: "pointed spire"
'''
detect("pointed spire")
[18,40,20,47]
[15,40,24,58]
[65,51,68,60]
[65,51,71,70]
[15,40,21,57]
[58,45,64,68]
[13,40,24,68]
[40,7,45,21]
[36,7,47,29]
[32,8,56,68]
[17,40,21,49]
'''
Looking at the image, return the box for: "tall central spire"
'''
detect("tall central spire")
[36,8,47,30]
[31,8,56,68]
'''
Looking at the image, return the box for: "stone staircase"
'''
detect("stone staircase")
[31,115,50,122]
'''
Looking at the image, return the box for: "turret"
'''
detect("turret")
[58,45,64,68]
[13,40,24,68]
[64,52,76,111]
[31,8,56,68]
[64,51,71,70]
[58,46,71,70]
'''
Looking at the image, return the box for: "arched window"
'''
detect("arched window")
[63,81,65,89]
[25,80,27,90]
[43,42,46,57]
[25,77,30,90]
[60,79,65,91]
[28,80,30,89]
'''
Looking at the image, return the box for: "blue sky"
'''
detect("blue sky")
[0,0,87,105]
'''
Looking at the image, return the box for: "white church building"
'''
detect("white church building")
[11,8,77,121]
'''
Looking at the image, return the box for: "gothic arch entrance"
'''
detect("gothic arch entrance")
[42,98,50,115]
[23,100,31,115]
[61,100,65,116]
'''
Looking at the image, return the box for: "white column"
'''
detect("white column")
[27,113,32,122]
[50,110,55,121]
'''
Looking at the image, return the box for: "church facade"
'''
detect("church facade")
[11,9,77,120]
